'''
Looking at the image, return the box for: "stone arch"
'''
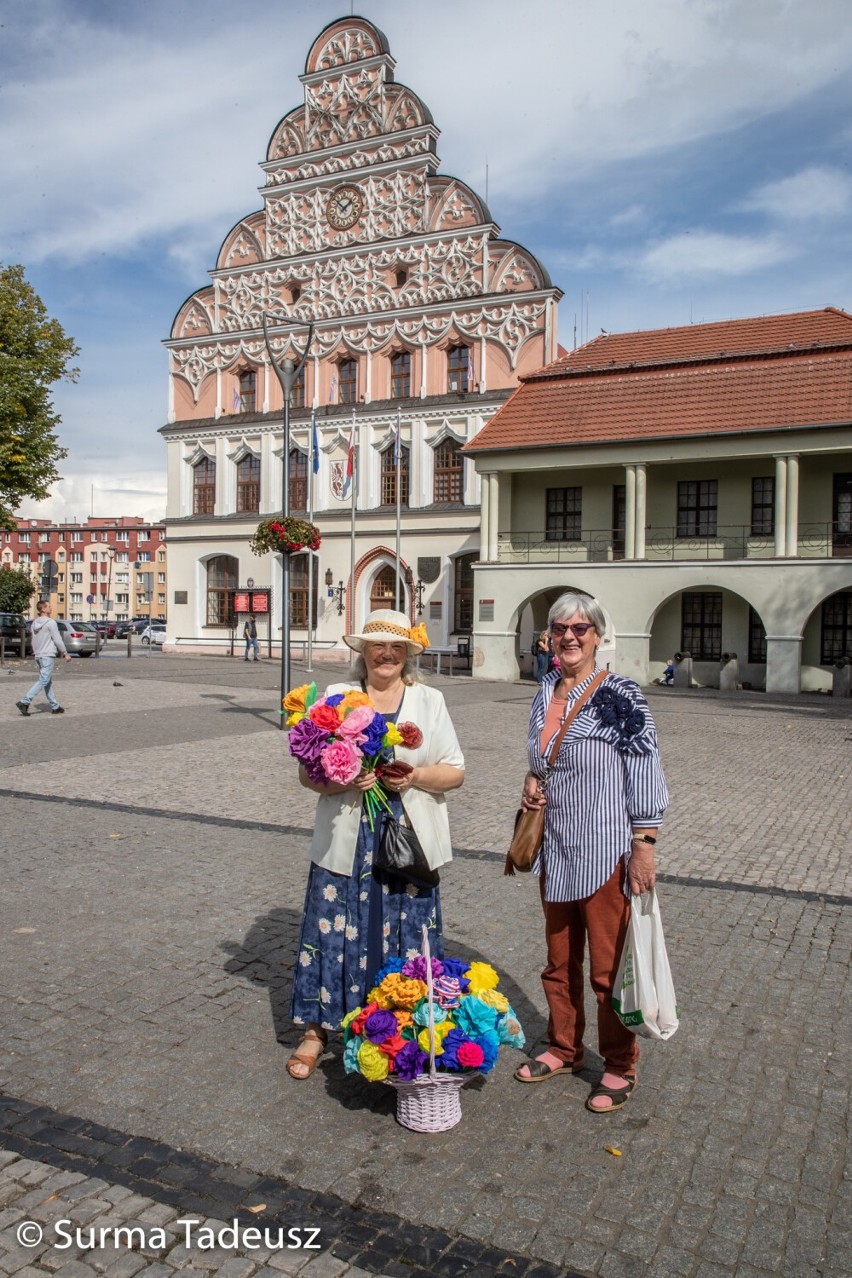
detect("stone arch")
[304,19,389,75]
[351,544,412,631]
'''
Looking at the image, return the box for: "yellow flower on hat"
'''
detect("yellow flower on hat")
[409,622,430,650]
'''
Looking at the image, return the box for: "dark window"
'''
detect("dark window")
[681,592,722,661]
[370,564,400,614]
[338,359,357,404]
[206,555,238,627]
[236,455,260,514]
[546,487,582,542]
[748,606,767,663]
[395,269,408,288]
[238,370,256,413]
[290,365,306,409]
[612,484,626,560]
[289,449,308,512]
[447,345,470,393]
[821,591,852,664]
[193,457,216,516]
[390,351,411,399]
[833,473,852,556]
[677,480,718,537]
[433,440,464,504]
[290,554,318,629]
[751,477,774,536]
[454,552,476,633]
[381,444,410,507]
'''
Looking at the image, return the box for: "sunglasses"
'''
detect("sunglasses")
[550,622,595,639]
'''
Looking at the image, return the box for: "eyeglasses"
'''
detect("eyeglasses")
[550,622,595,639]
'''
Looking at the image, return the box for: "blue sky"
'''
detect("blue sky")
[4,0,852,522]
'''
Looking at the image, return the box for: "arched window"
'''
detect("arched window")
[236,455,260,513]
[381,443,409,507]
[289,448,308,512]
[370,564,401,614]
[290,553,318,629]
[447,345,471,393]
[193,457,216,516]
[238,370,256,413]
[206,555,238,627]
[390,351,411,399]
[290,365,306,409]
[433,439,464,504]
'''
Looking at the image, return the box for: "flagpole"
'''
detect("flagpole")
[306,412,315,673]
[394,407,401,611]
[349,410,357,666]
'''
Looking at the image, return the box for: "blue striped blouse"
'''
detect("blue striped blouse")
[527,667,669,903]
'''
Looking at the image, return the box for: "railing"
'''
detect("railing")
[496,522,851,564]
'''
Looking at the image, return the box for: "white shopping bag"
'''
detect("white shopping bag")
[612,889,679,1041]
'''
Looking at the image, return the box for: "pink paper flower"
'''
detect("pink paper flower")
[321,738,362,785]
[339,704,375,736]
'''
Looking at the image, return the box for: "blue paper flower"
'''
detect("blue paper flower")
[454,995,499,1037]
[436,1028,469,1071]
[343,1034,365,1074]
[373,958,405,984]
[495,1006,526,1049]
[472,1029,500,1074]
[440,958,471,991]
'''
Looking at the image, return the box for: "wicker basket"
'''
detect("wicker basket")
[384,926,477,1132]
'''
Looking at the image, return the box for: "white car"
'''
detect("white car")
[140,624,166,646]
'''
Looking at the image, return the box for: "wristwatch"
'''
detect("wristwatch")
[632,833,656,845]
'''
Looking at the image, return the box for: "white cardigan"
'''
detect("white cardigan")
[306,680,464,876]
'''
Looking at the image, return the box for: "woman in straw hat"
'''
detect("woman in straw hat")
[287,609,465,1079]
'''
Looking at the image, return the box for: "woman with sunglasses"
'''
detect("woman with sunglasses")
[513,591,668,1112]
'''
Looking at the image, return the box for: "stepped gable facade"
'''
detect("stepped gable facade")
[161,15,562,651]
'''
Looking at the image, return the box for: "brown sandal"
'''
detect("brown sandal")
[286,1028,328,1080]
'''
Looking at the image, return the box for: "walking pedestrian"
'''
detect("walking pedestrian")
[15,600,71,716]
[243,615,259,662]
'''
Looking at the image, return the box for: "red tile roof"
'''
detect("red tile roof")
[465,308,852,453]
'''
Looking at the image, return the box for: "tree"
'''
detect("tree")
[0,264,79,531]
[0,563,36,613]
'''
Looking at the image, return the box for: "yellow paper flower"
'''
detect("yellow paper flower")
[341,1007,361,1030]
[393,1009,414,1031]
[465,961,499,994]
[367,983,394,1010]
[283,682,314,714]
[478,988,509,1013]
[286,710,307,726]
[417,1020,454,1055]
[383,723,403,748]
[409,623,430,650]
[357,1041,390,1081]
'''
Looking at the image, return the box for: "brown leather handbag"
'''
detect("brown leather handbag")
[504,670,607,876]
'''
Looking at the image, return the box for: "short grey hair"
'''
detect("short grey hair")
[350,653,423,686]
[548,591,607,637]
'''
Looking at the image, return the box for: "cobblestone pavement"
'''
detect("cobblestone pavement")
[1,651,850,1278]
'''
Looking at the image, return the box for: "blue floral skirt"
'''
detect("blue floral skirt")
[289,797,443,1032]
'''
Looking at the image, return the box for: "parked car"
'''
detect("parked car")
[55,619,98,657]
[130,618,150,634]
[93,620,117,639]
[0,611,32,657]
[114,621,134,639]
[140,624,166,646]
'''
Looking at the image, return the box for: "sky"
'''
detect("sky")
[4,0,852,524]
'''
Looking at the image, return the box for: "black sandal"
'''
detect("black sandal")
[585,1074,636,1112]
[514,1056,585,1084]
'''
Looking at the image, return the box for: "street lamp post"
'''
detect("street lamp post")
[263,314,315,729]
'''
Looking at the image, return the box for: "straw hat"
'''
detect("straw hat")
[344,609,427,656]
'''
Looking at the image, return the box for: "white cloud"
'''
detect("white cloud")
[636,230,795,281]
[18,471,166,527]
[740,166,852,222]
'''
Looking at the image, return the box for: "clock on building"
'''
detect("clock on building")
[326,184,363,230]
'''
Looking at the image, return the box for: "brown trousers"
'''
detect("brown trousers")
[539,861,639,1075]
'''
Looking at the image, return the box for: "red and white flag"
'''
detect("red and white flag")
[342,415,355,500]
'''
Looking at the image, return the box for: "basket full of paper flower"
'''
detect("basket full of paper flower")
[342,926,525,1132]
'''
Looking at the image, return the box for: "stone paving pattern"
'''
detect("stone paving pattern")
[1,651,850,1277]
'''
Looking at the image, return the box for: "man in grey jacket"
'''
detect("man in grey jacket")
[16,600,71,715]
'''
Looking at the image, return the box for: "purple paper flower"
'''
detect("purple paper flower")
[288,716,329,764]
[393,1041,428,1080]
[401,955,444,982]
[325,693,345,707]
[363,1009,398,1044]
[303,756,327,786]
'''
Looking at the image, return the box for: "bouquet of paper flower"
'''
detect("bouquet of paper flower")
[342,953,525,1082]
[250,516,321,556]
[283,681,423,826]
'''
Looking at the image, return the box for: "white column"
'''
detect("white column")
[420,341,428,398]
[625,465,636,560]
[634,463,647,560]
[215,369,222,421]
[479,335,487,393]
[262,363,270,414]
[365,350,372,405]
[775,456,788,556]
[480,473,491,562]
[260,432,274,514]
[312,353,320,409]
[215,437,228,514]
[487,473,500,560]
[786,454,799,557]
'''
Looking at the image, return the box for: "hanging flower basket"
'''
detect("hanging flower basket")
[250,517,321,556]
